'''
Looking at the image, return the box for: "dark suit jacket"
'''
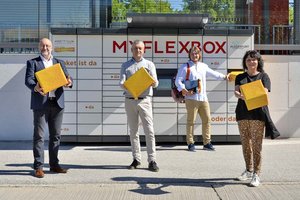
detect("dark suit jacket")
[25,56,71,110]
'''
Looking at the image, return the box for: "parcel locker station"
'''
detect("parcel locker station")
[50,14,254,143]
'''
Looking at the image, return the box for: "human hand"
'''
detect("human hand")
[64,75,72,87]
[182,89,194,96]
[34,82,46,96]
[226,74,232,81]
[234,90,245,100]
[151,81,157,87]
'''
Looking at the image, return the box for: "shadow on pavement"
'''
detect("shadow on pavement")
[0,142,75,150]
[0,163,128,172]
[1,163,128,178]
[0,170,32,176]
[84,147,131,152]
[112,176,243,195]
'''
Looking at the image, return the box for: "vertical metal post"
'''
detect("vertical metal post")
[258,26,261,44]
[263,0,270,44]
[272,25,275,54]
[91,0,96,28]
[295,0,300,44]
[38,0,40,41]
[247,0,253,24]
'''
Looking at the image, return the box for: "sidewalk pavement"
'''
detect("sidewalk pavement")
[0,138,300,200]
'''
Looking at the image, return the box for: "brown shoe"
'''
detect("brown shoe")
[50,167,68,173]
[34,169,45,178]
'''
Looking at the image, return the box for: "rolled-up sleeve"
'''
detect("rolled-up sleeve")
[149,62,159,88]
[119,63,127,90]
[175,64,187,92]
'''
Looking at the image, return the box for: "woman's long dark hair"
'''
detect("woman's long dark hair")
[242,50,264,72]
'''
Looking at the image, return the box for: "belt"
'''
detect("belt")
[127,97,144,100]
[48,97,56,101]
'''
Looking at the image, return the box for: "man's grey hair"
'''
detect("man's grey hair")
[132,40,144,46]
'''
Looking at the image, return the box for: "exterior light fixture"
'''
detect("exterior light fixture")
[202,17,209,25]
[126,13,210,29]
[127,17,133,23]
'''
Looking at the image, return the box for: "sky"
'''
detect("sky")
[170,0,184,11]
[170,0,294,11]
[169,0,294,10]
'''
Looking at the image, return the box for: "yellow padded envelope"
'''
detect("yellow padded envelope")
[35,63,68,93]
[229,71,243,82]
[123,67,155,100]
[240,79,268,111]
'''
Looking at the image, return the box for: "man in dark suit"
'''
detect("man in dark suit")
[25,38,72,178]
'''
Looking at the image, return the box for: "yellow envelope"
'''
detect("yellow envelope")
[240,79,268,111]
[123,67,155,100]
[35,63,68,93]
[229,71,243,82]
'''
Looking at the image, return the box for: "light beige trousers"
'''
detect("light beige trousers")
[125,97,156,163]
[185,99,211,145]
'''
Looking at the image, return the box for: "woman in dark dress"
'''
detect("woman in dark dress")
[234,50,271,187]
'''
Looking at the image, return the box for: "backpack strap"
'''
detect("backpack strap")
[185,63,190,81]
[197,79,201,93]
[185,62,202,93]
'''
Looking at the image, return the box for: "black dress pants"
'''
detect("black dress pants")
[33,100,64,170]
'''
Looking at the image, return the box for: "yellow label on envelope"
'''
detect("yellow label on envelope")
[123,67,155,100]
[35,63,68,93]
[240,79,268,110]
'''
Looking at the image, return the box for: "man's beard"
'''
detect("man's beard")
[41,50,49,57]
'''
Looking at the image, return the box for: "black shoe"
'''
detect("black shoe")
[188,143,196,151]
[148,161,159,172]
[203,143,215,151]
[129,159,141,169]
[50,167,68,173]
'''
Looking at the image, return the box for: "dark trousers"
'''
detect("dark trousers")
[33,101,64,170]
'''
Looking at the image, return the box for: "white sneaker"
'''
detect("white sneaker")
[236,170,253,181]
[250,173,260,187]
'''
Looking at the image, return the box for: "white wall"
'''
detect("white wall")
[0,55,37,140]
[264,55,300,138]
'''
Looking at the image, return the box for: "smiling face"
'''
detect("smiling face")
[242,50,264,73]
[131,41,145,61]
[39,38,52,60]
[190,50,201,62]
[188,46,201,63]
[245,56,259,72]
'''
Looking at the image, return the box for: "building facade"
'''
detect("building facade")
[0,0,298,54]
[1,0,300,141]
[0,0,112,53]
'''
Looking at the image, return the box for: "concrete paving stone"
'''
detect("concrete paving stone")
[0,138,300,200]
